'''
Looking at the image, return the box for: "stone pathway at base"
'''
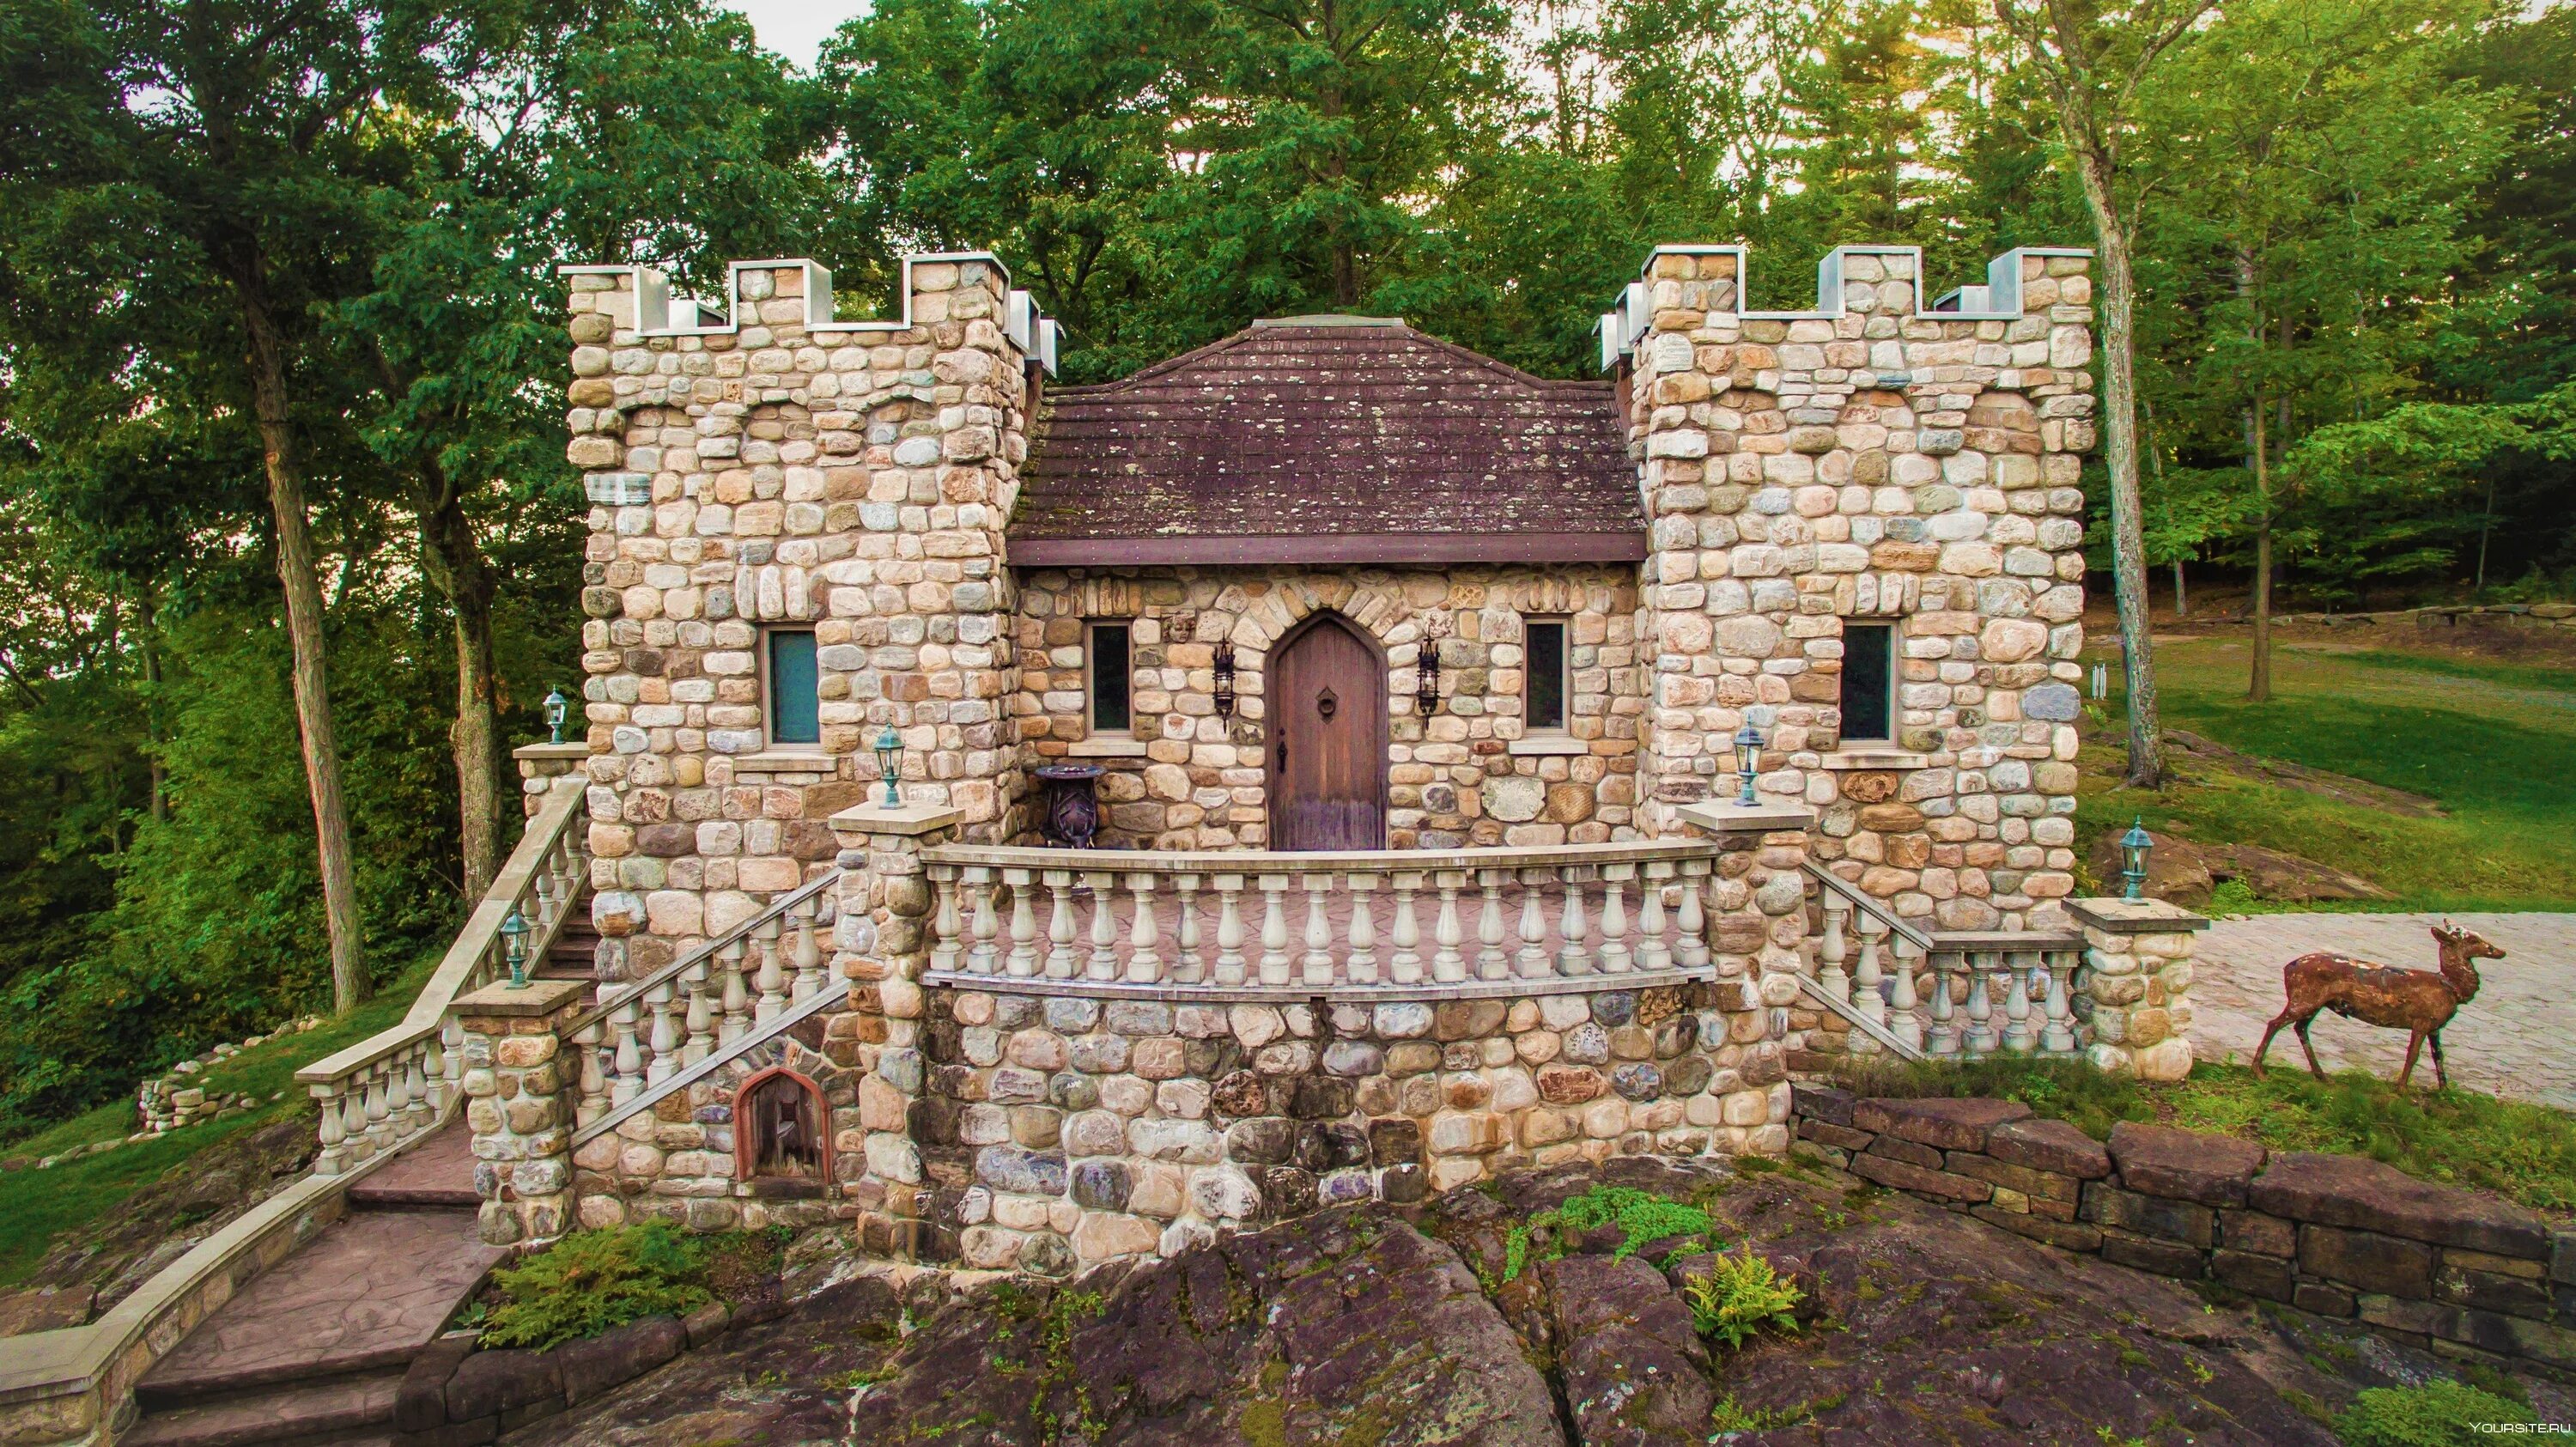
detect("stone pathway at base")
[2187,912,2576,1108]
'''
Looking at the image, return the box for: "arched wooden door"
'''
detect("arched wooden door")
[1267,612,1388,851]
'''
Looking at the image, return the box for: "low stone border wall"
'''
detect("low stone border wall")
[1793,1086,2576,1375]
[390,1299,762,1445]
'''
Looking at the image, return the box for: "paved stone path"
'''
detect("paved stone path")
[2187,913,2576,1108]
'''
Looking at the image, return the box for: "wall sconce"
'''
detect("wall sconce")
[1415,615,1450,717]
[1212,641,1236,720]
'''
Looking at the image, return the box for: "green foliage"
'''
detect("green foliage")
[479,1225,716,1351]
[1498,1183,1716,1283]
[2334,1381,2546,1445]
[1684,1248,1802,1350]
[1709,1391,1810,1432]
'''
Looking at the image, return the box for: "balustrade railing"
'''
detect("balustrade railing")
[918,841,1728,992]
[1804,865,2085,1063]
[559,872,836,1128]
[296,778,590,1174]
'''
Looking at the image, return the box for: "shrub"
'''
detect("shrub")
[479,1223,714,1351]
[1684,1247,1802,1350]
[1499,1183,1716,1283]
[2335,1380,2546,1446]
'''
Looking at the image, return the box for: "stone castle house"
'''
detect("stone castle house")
[445,239,2159,1274]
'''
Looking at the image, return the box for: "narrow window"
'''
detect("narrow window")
[1841,623,1895,742]
[767,628,819,745]
[1525,618,1568,733]
[1088,621,1132,734]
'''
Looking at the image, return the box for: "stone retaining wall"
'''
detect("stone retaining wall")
[1794,1086,2576,1375]
[920,976,1785,1274]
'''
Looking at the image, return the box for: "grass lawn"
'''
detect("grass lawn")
[0,958,431,1288]
[1832,1057,2576,1215]
[2075,637,2576,911]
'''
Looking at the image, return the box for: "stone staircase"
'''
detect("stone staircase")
[122,1126,498,1447]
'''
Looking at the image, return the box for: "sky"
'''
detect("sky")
[728,0,870,70]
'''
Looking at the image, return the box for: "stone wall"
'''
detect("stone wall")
[1620,246,2093,934]
[920,976,1783,1274]
[1013,566,1643,848]
[562,256,1039,982]
[1794,1088,2576,1377]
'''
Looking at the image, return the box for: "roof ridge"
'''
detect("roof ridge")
[1047,319,1613,395]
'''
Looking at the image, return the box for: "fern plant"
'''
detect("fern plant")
[1685,1247,1802,1350]
[478,1223,714,1351]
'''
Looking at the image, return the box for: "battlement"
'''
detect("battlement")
[1599,243,2093,371]
[558,252,1060,374]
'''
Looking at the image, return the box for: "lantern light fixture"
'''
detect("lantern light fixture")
[1212,641,1237,720]
[1732,720,1765,807]
[873,725,903,808]
[543,688,570,745]
[499,907,533,989]
[2120,818,2154,902]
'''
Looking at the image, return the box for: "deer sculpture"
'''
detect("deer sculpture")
[2252,921,2505,1090]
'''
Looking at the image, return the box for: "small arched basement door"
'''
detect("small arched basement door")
[1267,611,1388,850]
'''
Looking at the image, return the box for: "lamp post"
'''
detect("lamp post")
[1732,720,1764,807]
[2120,818,2154,902]
[543,689,569,745]
[873,725,903,808]
[500,907,532,989]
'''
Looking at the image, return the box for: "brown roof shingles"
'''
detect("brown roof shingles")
[1011,319,1644,566]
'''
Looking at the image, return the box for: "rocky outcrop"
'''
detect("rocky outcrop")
[508,1151,2570,1444]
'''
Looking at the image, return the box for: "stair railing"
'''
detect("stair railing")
[295,777,590,1175]
[1801,862,2087,1065]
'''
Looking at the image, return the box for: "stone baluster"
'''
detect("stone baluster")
[1125,873,1163,984]
[1213,873,1249,986]
[1925,951,1959,1056]
[1171,874,1204,983]
[419,1030,448,1119]
[646,978,679,1083]
[1431,872,1466,983]
[1962,951,1996,1056]
[1636,863,1674,972]
[576,1021,606,1125]
[790,897,824,1000]
[1299,875,1336,986]
[365,1061,393,1154]
[1886,933,1923,1053]
[928,867,963,975]
[1514,870,1550,979]
[1258,874,1293,986]
[343,1082,374,1164]
[1476,871,1510,982]
[682,959,714,1064]
[1599,866,1634,974]
[965,867,1000,975]
[1043,869,1078,979]
[1388,872,1424,985]
[312,1081,348,1175]
[715,939,749,1044]
[753,916,787,1021]
[1674,860,1710,969]
[1084,871,1121,982]
[1851,919,1887,1052]
[1345,873,1380,985]
[2002,950,2037,1054]
[611,998,642,1102]
[1816,897,1852,1009]
[1555,868,1592,976]
[1005,868,1040,977]
[2041,947,2077,1055]
[441,1015,465,1109]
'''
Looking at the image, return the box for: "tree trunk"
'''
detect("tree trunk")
[2071,145,2164,787]
[240,272,369,1011]
[2172,560,2187,618]
[419,480,505,901]
[138,587,167,822]
[2250,396,2274,702]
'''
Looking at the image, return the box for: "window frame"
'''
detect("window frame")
[1085,619,1134,737]
[1838,621,1899,745]
[762,625,822,748]
[1522,616,1572,735]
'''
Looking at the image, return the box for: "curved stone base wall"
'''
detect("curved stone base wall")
[912,976,1787,1274]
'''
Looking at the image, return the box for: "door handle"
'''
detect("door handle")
[1275,735,1286,769]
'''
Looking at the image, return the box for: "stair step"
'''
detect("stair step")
[125,1370,401,1447]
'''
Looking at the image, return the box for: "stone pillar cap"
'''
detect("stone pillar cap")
[512,742,593,761]
[2067,897,2211,933]
[1676,799,1816,834]
[830,801,962,837]
[457,976,590,1017]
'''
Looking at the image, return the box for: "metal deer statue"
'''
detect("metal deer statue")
[2251,921,2506,1090]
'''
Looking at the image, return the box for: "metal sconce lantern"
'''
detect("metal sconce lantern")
[1733,721,1765,807]
[499,907,532,989]
[1212,642,1237,720]
[2120,817,2154,902]
[1415,644,1441,717]
[543,688,569,745]
[873,725,903,808]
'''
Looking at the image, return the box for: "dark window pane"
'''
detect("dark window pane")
[769,630,819,745]
[1842,623,1893,740]
[1091,623,1132,733]
[1527,621,1566,731]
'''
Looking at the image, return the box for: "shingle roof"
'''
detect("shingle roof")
[1010,317,1645,566]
